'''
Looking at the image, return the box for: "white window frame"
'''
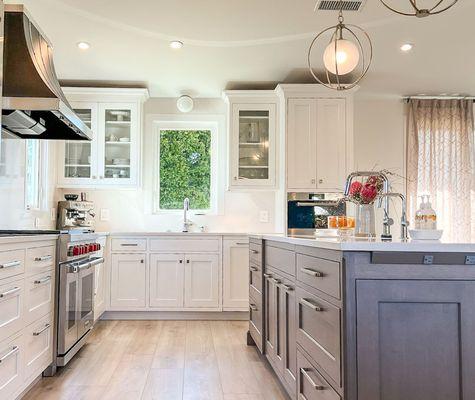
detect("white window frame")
[152,120,219,214]
[25,140,49,211]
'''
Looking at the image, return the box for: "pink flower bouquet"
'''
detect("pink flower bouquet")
[348,176,384,205]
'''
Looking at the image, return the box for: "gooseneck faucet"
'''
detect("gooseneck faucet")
[377,192,409,241]
[344,171,392,240]
[182,198,191,233]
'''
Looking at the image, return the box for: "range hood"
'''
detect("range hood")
[1,5,92,140]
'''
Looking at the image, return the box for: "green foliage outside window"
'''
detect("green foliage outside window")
[159,130,211,210]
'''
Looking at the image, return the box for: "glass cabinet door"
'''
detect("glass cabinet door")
[103,108,132,180]
[64,108,93,179]
[232,104,275,187]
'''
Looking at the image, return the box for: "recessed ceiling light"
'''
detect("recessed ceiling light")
[169,40,184,50]
[400,43,414,52]
[77,42,90,50]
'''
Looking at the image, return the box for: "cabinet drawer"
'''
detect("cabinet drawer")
[249,293,263,353]
[24,313,53,382]
[266,245,295,277]
[249,243,262,265]
[297,349,341,400]
[249,263,262,295]
[296,287,341,387]
[0,278,25,343]
[150,238,220,253]
[297,254,341,299]
[111,238,147,252]
[26,245,55,276]
[25,271,54,324]
[0,249,25,281]
[0,332,23,400]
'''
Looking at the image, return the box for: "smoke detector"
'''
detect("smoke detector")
[314,0,367,12]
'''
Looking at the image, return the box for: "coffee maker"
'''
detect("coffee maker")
[57,194,95,231]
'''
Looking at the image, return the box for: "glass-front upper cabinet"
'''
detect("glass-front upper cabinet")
[58,88,148,188]
[229,102,276,188]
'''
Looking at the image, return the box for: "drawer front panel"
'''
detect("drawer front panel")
[297,254,341,299]
[265,245,295,277]
[0,250,25,281]
[0,333,23,400]
[26,246,55,276]
[249,243,262,265]
[24,313,53,381]
[150,238,219,253]
[25,271,54,323]
[249,262,262,295]
[297,349,341,400]
[249,293,263,352]
[0,279,25,343]
[111,238,147,252]
[297,287,341,386]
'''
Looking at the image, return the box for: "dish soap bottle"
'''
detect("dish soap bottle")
[415,195,437,230]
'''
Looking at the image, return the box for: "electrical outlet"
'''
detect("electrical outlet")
[259,210,269,223]
[100,209,110,221]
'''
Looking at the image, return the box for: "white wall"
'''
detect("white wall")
[0,135,57,230]
[58,98,279,233]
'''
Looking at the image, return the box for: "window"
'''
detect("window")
[25,140,48,211]
[154,121,217,212]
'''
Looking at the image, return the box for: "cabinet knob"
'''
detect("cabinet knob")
[319,179,323,184]
[186,259,190,264]
[234,176,237,181]
[311,179,316,184]
[179,260,183,264]
[140,259,144,264]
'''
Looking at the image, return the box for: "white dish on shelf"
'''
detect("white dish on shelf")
[409,229,443,240]
[119,137,130,143]
[112,158,130,165]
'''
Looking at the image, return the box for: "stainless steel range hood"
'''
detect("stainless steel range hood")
[1,4,92,140]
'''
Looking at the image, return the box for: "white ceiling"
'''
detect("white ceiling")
[10,0,475,98]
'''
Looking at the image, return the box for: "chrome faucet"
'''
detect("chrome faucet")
[377,192,409,241]
[182,198,192,233]
[344,171,392,239]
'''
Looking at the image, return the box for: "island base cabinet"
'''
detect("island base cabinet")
[356,280,475,400]
[110,254,146,308]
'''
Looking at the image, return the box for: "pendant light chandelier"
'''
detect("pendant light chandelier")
[308,0,372,91]
[379,0,459,18]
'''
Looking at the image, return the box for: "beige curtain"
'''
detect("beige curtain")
[407,99,475,242]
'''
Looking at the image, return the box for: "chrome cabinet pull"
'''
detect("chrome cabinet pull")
[300,298,323,312]
[272,278,281,284]
[121,243,138,247]
[34,255,53,262]
[0,287,20,298]
[0,346,19,363]
[263,273,272,278]
[0,260,21,269]
[282,284,294,291]
[249,304,258,311]
[250,250,259,254]
[250,266,258,272]
[236,242,249,246]
[33,323,51,336]
[300,368,325,391]
[34,276,51,285]
[301,268,323,278]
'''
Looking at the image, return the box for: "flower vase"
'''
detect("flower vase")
[355,204,376,238]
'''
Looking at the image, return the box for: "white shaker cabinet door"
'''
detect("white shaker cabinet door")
[184,254,220,309]
[149,254,185,308]
[223,239,249,311]
[110,254,146,308]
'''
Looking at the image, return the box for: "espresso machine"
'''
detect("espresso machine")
[57,194,96,231]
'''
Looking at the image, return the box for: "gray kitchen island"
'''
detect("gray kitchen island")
[247,235,475,400]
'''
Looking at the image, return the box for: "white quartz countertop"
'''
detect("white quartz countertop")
[261,234,475,253]
[108,232,255,237]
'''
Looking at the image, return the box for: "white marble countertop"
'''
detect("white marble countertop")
[108,232,256,237]
[261,234,475,253]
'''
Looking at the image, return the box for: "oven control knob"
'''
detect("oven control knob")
[88,244,94,253]
[73,246,80,256]
[97,243,101,251]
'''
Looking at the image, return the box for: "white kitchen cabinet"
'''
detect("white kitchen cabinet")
[149,254,184,308]
[0,332,23,400]
[58,88,149,188]
[110,253,146,308]
[223,239,249,311]
[0,278,25,343]
[224,91,278,189]
[184,254,219,308]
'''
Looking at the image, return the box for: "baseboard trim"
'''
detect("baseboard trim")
[101,311,249,321]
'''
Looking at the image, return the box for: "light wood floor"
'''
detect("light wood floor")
[23,320,289,400]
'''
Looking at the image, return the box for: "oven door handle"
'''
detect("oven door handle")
[76,260,92,271]
[89,257,105,268]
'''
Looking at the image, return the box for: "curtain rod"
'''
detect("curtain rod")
[404,95,475,102]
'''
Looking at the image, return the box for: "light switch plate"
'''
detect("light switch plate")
[100,209,110,221]
[259,210,269,223]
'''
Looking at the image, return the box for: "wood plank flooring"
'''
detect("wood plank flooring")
[23,320,289,400]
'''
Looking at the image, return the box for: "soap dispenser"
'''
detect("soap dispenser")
[415,196,426,230]
[415,195,437,230]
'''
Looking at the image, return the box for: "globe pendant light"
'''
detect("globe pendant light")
[379,0,459,18]
[308,0,372,91]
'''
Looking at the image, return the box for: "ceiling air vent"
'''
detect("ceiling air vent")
[315,0,367,12]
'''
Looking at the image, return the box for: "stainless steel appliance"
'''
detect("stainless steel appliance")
[46,231,104,374]
[57,198,96,231]
[1,4,92,140]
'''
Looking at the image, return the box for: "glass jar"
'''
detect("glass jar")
[355,204,376,238]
